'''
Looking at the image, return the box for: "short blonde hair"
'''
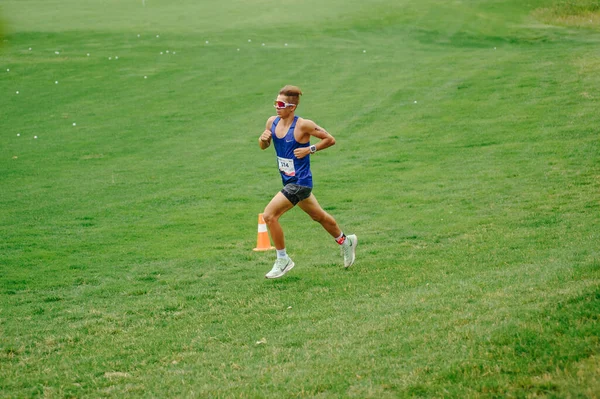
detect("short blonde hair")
[279,85,303,105]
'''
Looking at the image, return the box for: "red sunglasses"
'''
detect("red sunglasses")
[273,100,296,109]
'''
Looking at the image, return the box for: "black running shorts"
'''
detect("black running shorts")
[281,183,312,206]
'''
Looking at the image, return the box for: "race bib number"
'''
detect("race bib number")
[277,157,295,176]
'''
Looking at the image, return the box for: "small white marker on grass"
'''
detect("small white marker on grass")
[17,133,20,137]
[55,81,58,84]
[87,53,90,56]
[16,91,19,94]
[73,123,77,126]
[34,136,38,139]
[144,76,147,79]
[6,68,9,72]
[55,51,60,55]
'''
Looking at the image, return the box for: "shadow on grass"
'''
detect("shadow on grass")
[426,287,600,397]
[264,276,303,286]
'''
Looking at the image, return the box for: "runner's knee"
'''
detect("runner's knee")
[309,211,326,223]
[263,211,277,225]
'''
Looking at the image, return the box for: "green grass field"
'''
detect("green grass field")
[1,0,599,397]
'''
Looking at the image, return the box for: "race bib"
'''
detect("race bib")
[277,157,295,176]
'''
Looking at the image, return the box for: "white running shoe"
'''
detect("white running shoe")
[265,256,295,279]
[341,234,357,268]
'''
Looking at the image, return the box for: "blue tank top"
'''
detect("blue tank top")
[271,116,313,188]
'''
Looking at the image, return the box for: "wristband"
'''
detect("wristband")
[309,145,317,154]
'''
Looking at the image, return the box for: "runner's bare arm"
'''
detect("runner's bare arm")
[259,116,276,150]
[294,119,336,159]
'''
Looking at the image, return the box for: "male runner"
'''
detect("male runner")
[258,85,357,279]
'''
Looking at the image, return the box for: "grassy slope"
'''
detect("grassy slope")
[1,0,599,397]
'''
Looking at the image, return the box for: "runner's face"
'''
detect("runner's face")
[276,95,296,117]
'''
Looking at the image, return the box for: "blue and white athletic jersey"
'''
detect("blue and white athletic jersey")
[271,116,313,188]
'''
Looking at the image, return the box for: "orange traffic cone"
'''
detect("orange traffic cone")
[253,213,275,251]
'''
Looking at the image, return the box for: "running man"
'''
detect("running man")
[258,85,357,279]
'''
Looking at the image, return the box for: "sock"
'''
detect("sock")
[276,249,287,259]
[335,233,346,245]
